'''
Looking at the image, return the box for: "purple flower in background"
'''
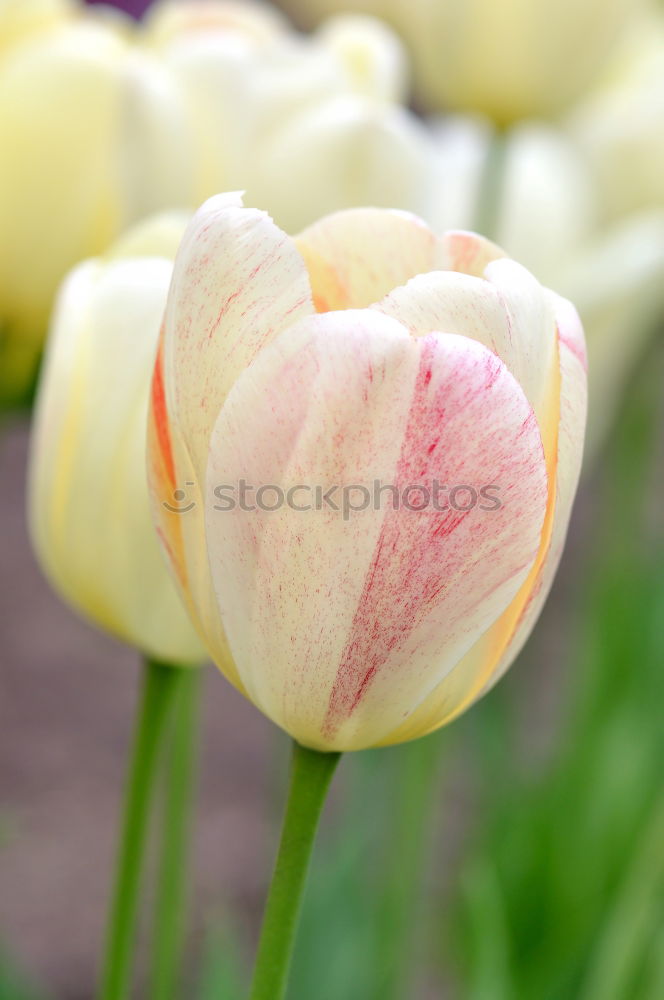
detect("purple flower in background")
[86,0,153,18]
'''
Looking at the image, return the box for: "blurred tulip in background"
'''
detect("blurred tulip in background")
[0,0,429,410]
[0,13,192,407]
[428,118,664,454]
[277,0,649,122]
[28,213,204,664]
[0,0,72,55]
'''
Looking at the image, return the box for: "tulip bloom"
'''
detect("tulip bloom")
[0,0,429,408]
[279,0,646,123]
[569,11,664,221]
[0,18,191,407]
[0,0,72,55]
[148,194,586,751]
[29,215,204,665]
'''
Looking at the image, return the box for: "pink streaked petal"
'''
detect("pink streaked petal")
[373,260,561,466]
[379,329,587,746]
[204,311,548,750]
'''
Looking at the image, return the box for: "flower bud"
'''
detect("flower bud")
[29,215,204,664]
[148,194,587,749]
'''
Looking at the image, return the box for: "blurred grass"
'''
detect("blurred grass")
[0,951,49,1000]
[449,333,664,1000]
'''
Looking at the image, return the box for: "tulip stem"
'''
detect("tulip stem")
[474,128,507,242]
[151,666,202,1000]
[98,658,185,1000]
[249,741,341,1000]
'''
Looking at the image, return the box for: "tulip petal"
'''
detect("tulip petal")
[294,208,446,312]
[149,192,314,684]
[29,258,204,664]
[379,302,586,745]
[480,303,587,689]
[373,259,560,459]
[436,229,506,277]
[162,192,314,480]
[204,309,548,750]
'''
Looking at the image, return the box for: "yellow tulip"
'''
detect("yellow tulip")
[147,4,419,217]
[0,18,193,407]
[0,0,72,56]
[28,214,204,665]
[0,1,423,408]
[147,193,586,751]
[279,0,648,123]
[569,11,664,221]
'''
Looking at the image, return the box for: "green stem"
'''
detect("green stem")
[473,128,507,243]
[151,667,202,1000]
[249,741,341,1000]
[98,658,185,1000]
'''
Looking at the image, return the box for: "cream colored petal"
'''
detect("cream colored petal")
[480,320,588,692]
[107,211,190,260]
[29,258,204,664]
[281,0,646,121]
[314,14,408,101]
[162,192,313,481]
[0,23,192,344]
[149,194,313,683]
[0,0,72,55]
[294,206,446,312]
[204,309,548,750]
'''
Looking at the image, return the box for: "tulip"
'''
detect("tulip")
[27,213,207,1000]
[278,0,647,123]
[0,0,72,55]
[147,4,423,223]
[28,213,204,665]
[0,0,423,409]
[148,193,587,753]
[568,11,664,221]
[0,17,192,408]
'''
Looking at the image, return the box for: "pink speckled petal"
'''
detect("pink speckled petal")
[373,260,560,459]
[204,308,548,750]
[378,305,587,746]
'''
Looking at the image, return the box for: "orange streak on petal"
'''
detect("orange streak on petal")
[151,333,176,491]
[294,241,350,313]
